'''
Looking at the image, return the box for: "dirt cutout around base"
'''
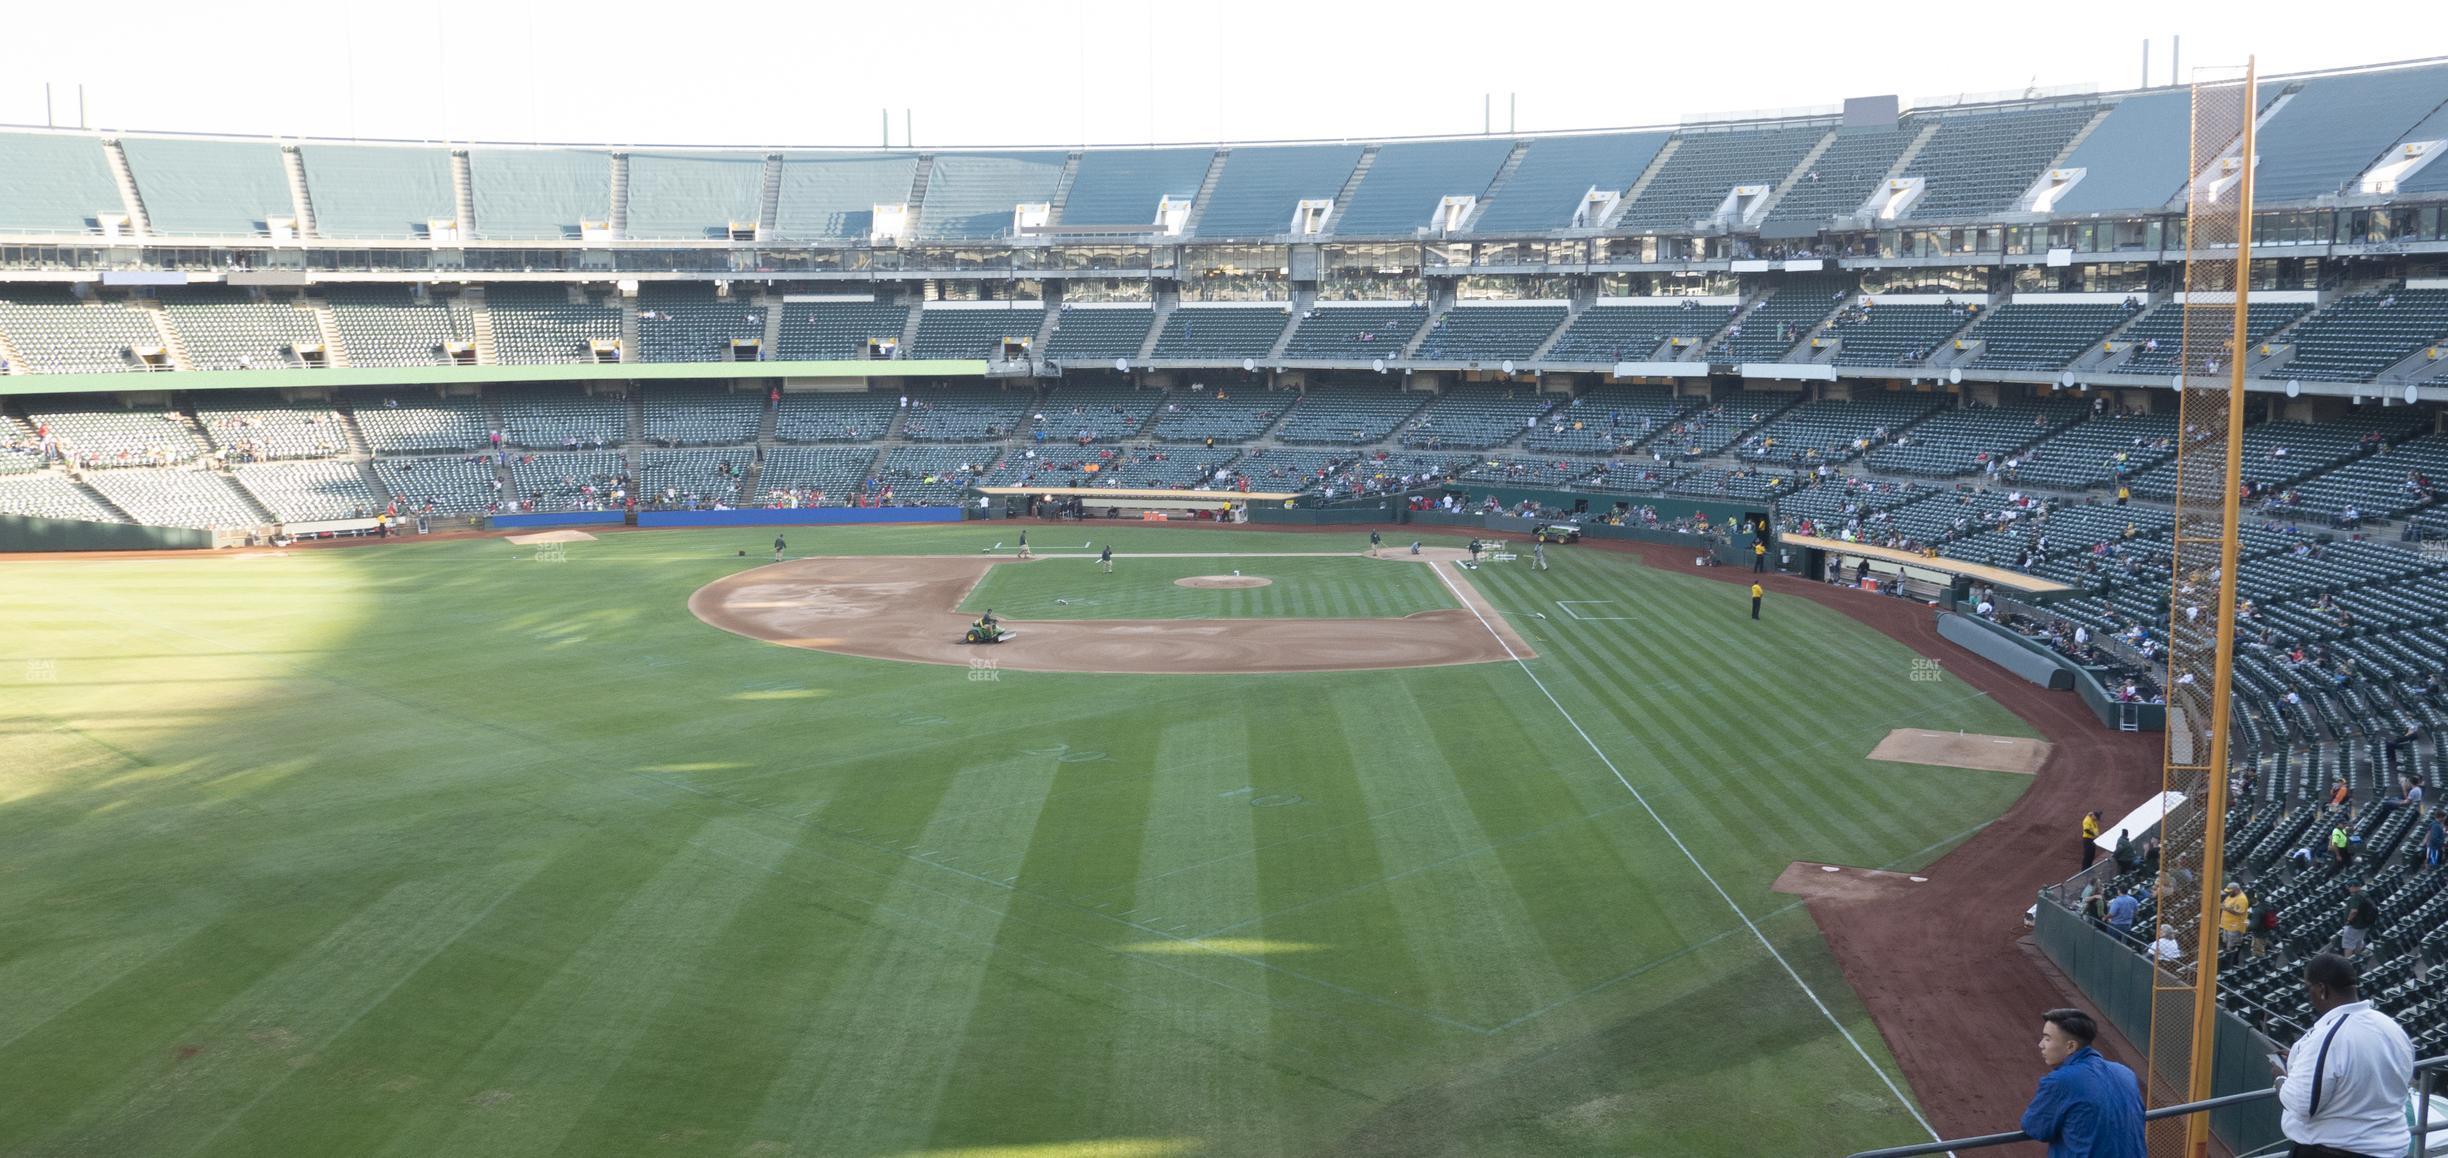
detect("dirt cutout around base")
[689,548,1530,674]
[1772,861,1934,902]
[1867,728,2050,775]
[1176,575,1273,589]
[503,530,598,546]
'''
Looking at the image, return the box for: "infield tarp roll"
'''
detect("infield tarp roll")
[633,507,964,528]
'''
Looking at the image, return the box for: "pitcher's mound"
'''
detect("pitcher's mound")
[504,530,597,546]
[1868,729,2050,774]
[1176,575,1272,589]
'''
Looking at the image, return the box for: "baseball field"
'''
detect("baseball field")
[0,524,2038,1156]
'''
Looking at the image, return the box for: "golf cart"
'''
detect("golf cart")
[1532,523,1583,544]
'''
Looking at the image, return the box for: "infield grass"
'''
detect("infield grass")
[0,524,2032,1156]
[957,553,1457,620]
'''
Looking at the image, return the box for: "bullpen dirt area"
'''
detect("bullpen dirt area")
[1868,728,2052,775]
[688,549,1529,674]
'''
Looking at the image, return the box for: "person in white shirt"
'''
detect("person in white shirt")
[2149,925,2183,963]
[2278,952,2414,1158]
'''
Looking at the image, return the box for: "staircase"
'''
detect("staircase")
[282,146,318,239]
[143,303,195,370]
[224,472,280,528]
[336,409,372,456]
[1267,291,1315,359]
[103,140,152,237]
[466,289,500,364]
[1031,306,1061,358]
[620,295,642,363]
[756,393,779,442]
[1685,293,1768,361]
[1326,146,1378,231]
[1180,149,1230,236]
[904,155,935,234]
[1138,300,1176,362]
[1402,299,1453,358]
[450,151,478,237]
[608,153,631,237]
[625,392,644,444]
[1883,121,1945,184]
[762,300,785,354]
[309,301,350,367]
[0,326,28,373]
[2045,106,2115,176]
[757,153,783,240]
[1528,298,1592,362]
[1461,140,1533,231]
[1754,129,1840,222]
[1045,151,1083,228]
[67,473,136,524]
[898,303,925,356]
[1602,139,1680,230]
[356,460,393,510]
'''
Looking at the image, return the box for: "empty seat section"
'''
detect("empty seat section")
[866,447,990,505]
[773,300,910,361]
[118,137,291,236]
[0,416,45,473]
[1028,382,1161,443]
[2277,434,2448,521]
[1522,385,1698,453]
[1413,305,1567,361]
[499,387,626,448]
[1224,449,1358,491]
[1963,302,2130,371]
[31,404,203,468]
[1548,303,1717,362]
[637,448,752,504]
[2012,412,2179,489]
[1192,145,1363,238]
[1665,467,1800,501]
[1738,395,1945,466]
[624,151,764,240]
[0,133,123,234]
[637,284,766,363]
[0,473,122,522]
[1282,304,1424,359]
[1400,385,1555,449]
[980,445,1235,490]
[917,152,1065,239]
[0,293,166,374]
[84,469,261,528]
[1708,276,1853,361]
[161,288,323,370]
[2127,414,2429,500]
[1457,456,1597,489]
[754,446,877,505]
[509,452,626,511]
[233,460,383,522]
[468,149,612,240]
[298,144,455,239]
[1650,391,1799,457]
[1900,104,2099,220]
[486,285,621,365]
[374,457,498,515]
[1617,123,1826,231]
[1761,128,1911,229]
[910,305,1045,360]
[1860,400,2090,476]
[2048,90,2192,214]
[1334,138,1512,235]
[898,386,1031,442]
[1148,387,1288,444]
[349,391,488,453]
[1322,452,1467,496]
[642,385,761,445]
[772,153,918,242]
[325,286,476,367]
[195,396,351,460]
[1828,301,1978,366]
[773,391,898,443]
[1271,387,1427,445]
[2276,290,2448,382]
[1062,148,1211,229]
[1151,306,1289,359]
[1469,132,1669,234]
[2117,301,2308,373]
[2254,64,2448,203]
[1043,306,1154,361]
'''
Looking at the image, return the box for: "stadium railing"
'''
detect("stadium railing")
[1843,1060,2444,1157]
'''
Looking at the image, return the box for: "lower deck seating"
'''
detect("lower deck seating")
[753,446,878,505]
[83,468,263,528]
[641,385,762,445]
[637,449,752,504]
[232,460,384,522]
[898,387,1032,441]
[1027,383,1161,443]
[499,388,627,449]
[866,447,991,505]
[2010,411,2179,490]
[0,472,122,522]
[349,392,490,452]
[509,452,628,512]
[196,400,352,461]
[1399,386,1555,449]
[774,390,901,443]
[1860,401,2089,477]
[1522,385,1698,453]
[1147,387,1287,444]
[1272,386,1429,445]
[373,457,498,515]
[31,406,205,469]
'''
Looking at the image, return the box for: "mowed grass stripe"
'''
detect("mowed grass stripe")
[386,821,792,1158]
[748,751,1062,1153]
[958,555,1454,620]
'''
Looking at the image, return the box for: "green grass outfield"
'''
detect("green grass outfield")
[0,525,2033,1156]
[960,554,1457,620]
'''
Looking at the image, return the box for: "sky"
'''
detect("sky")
[0,0,2426,149]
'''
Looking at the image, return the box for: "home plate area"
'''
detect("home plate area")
[1866,729,2051,775]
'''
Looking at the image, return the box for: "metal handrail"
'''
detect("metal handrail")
[1844,1056,2448,1157]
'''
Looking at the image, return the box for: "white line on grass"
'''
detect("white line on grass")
[1429,561,1948,1148]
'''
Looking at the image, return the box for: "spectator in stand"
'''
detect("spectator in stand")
[2105,887,2139,941]
[2277,953,2414,1158]
[2337,879,2378,959]
[2218,883,2251,958]
[2020,1008,2144,1158]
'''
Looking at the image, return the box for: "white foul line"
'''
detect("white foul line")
[1429,561,1946,1148]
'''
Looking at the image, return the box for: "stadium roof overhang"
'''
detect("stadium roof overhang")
[0,358,988,396]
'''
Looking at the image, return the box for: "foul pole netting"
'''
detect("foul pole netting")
[2145,59,2256,1158]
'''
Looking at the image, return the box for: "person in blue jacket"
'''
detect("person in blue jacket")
[2021,1008,2145,1158]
